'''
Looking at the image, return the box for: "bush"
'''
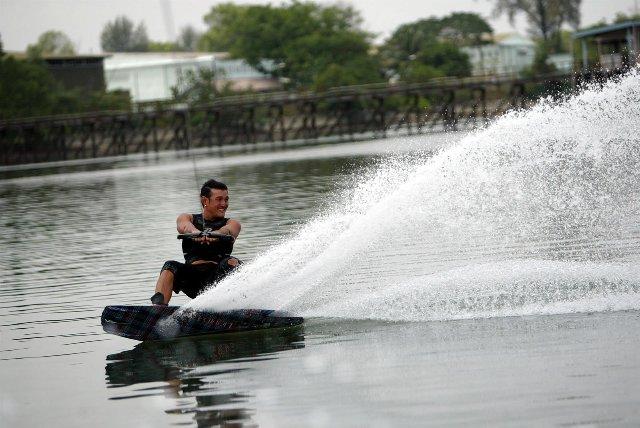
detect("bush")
[0,55,131,120]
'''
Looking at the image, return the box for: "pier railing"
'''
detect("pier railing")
[0,71,588,166]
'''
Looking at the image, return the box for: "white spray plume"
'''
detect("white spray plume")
[185,71,640,321]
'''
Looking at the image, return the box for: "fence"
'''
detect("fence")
[0,72,581,166]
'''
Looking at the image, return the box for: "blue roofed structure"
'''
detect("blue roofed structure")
[573,21,640,72]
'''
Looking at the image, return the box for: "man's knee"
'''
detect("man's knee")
[218,257,242,276]
[161,260,181,275]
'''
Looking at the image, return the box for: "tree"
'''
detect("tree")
[439,12,494,46]
[0,56,58,118]
[282,29,378,87]
[381,12,492,67]
[1,53,130,119]
[492,0,581,52]
[413,43,471,77]
[26,30,76,58]
[380,13,480,82]
[199,3,247,53]
[146,26,201,52]
[313,56,384,91]
[177,26,201,52]
[524,39,558,76]
[614,12,640,23]
[399,62,445,83]
[171,67,232,105]
[148,41,178,52]
[380,18,443,70]
[199,2,383,89]
[100,16,149,52]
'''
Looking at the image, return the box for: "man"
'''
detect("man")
[150,179,242,305]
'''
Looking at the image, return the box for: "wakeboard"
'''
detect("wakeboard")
[101,305,303,341]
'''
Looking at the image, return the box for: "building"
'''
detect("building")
[104,52,280,103]
[461,34,572,76]
[44,55,109,92]
[461,34,535,76]
[6,52,109,92]
[573,21,640,72]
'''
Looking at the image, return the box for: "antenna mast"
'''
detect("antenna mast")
[160,0,176,41]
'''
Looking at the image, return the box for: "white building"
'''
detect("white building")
[104,52,279,103]
[461,34,572,76]
[461,34,535,76]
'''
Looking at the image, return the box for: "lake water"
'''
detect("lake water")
[1,72,640,427]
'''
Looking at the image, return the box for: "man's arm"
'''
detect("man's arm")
[176,213,199,234]
[177,214,241,241]
[217,219,241,239]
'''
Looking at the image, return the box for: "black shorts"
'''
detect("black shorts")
[161,257,240,299]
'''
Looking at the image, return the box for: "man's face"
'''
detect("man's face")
[205,189,229,218]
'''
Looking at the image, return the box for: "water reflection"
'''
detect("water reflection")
[105,327,304,426]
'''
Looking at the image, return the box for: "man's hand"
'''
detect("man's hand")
[193,234,220,244]
[176,213,240,244]
[178,229,235,245]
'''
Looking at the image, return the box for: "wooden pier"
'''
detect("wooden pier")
[0,71,617,166]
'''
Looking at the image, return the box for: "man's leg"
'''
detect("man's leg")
[153,269,174,305]
[152,261,182,305]
[214,257,242,280]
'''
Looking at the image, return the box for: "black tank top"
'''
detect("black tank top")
[182,213,235,264]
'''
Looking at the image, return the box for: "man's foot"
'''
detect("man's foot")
[150,292,167,306]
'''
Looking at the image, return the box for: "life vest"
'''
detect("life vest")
[182,213,235,264]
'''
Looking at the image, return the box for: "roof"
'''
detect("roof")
[41,54,110,60]
[103,52,229,69]
[573,20,640,39]
[497,34,535,47]
[6,51,110,60]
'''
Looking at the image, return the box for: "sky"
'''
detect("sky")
[1,0,639,53]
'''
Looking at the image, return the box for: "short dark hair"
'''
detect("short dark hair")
[201,179,228,198]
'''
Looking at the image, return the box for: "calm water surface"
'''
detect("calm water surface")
[1,136,639,427]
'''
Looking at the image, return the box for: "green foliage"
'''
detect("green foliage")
[575,13,640,34]
[413,42,471,77]
[148,41,179,52]
[0,56,57,119]
[614,12,640,23]
[171,67,233,105]
[177,26,201,52]
[199,3,247,53]
[380,18,443,69]
[283,28,380,87]
[54,88,131,114]
[199,1,383,89]
[521,40,557,77]
[147,26,201,52]
[581,19,609,31]
[439,12,494,46]
[0,55,130,120]
[100,16,149,52]
[26,30,76,58]
[313,56,385,91]
[381,12,492,66]
[556,30,573,53]
[381,13,480,82]
[399,63,444,84]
